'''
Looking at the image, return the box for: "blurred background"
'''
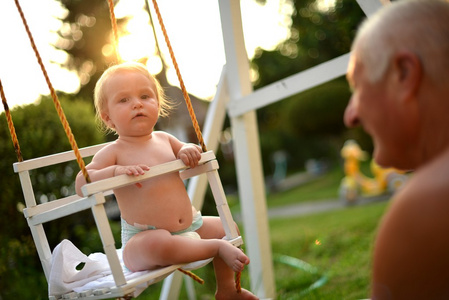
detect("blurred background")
[0,0,380,298]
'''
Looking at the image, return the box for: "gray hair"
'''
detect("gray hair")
[352,0,449,84]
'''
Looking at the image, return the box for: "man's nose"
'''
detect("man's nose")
[344,97,360,128]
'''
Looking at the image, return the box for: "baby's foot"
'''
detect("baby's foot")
[216,288,259,300]
[218,241,250,273]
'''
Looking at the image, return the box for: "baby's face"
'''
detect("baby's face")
[101,70,159,137]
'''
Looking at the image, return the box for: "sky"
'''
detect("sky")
[0,0,296,112]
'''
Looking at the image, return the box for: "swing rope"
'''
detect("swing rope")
[149,0,207,153]
[13,0,91,184]
[0,79,23,162]
[106,0,120,64]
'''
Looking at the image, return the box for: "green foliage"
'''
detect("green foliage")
[256,77,367,178]
[282,78,350,138]
[0,96,106,298]
[252,0,370,178]
[253,0,366,87]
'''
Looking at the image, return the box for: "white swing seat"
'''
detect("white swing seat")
[13,143,243,300]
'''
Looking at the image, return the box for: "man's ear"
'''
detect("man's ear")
[392,51,422,100]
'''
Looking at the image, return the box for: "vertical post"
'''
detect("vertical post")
[219,0,275,298]
[91,193,127,287]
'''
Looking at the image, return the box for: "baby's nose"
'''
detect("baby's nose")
[133,98,143,108]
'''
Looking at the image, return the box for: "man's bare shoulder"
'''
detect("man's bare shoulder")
[372,150,449,298]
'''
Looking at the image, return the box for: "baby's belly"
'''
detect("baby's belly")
[115,175,194,232]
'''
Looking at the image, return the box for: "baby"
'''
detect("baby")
[75,62,258,299]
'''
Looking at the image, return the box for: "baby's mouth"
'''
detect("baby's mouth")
[133,113,146,119]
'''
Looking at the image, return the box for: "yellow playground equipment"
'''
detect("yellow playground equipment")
[339,140,408,204]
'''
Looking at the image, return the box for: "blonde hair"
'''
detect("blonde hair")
[352,0,449,84]
[94,61,171,133]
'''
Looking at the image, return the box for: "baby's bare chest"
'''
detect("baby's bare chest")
[113,135,176,167]
[117,146,176,167]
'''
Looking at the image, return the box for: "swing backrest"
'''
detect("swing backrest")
[13,143,242,299]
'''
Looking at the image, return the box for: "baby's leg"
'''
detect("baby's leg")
[197,217,258,300]
[122,228,248,273]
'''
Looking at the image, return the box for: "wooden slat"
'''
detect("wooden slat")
[27,195,104,226]
[13,142,110,173]
[90,193,127,287]
[23,190,114,219]
[180,160,218,181]
[18,170,37,208]
[23,194,80,218]
[81,151,216,196]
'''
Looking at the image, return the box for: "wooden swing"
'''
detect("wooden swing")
[3,0,244,299]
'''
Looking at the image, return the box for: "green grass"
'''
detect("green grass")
[226,166,345,212]
[270,202,388,299]
[267,167,344,207]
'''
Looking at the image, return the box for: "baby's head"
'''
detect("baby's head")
[94,61,170,133]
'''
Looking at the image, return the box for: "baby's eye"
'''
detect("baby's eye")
[141,94,150,100]
[119,97,129,103]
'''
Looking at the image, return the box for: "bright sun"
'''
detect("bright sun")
[110,0,293,100]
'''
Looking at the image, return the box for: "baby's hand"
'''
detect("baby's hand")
[114,165,150,188]
[178,144,202,168]
[114,165,150,176]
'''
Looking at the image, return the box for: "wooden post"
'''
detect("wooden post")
[219,0,275,298]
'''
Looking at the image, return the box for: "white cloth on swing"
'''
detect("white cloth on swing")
[49,237,211,297]
[48,239,148,297]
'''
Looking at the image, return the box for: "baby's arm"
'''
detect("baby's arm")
[75,144,149,195]
[165,133,202,167]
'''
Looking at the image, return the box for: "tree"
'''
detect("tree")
[0,96,106,298]
[55,0,127,99]
[252,0,370,175]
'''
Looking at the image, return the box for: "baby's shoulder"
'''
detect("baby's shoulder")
[94,141,121,158]
[152,131,171,139]
[151,131,176,144]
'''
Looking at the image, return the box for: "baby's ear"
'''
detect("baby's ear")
[101,112,114,128]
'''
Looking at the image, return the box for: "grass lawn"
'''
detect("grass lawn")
[266,166,345,207]
[270,201,388,299]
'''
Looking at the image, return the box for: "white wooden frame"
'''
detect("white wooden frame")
[14,144,242,300]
